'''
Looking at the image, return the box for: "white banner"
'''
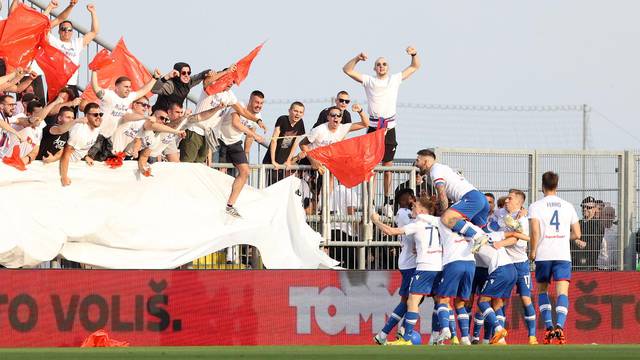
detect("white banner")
[0,161,338,269]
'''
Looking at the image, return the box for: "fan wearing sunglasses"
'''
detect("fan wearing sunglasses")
[312,91,353,129]
[343,46,421,217]
[59,102,103,186]
[151,62,233,113]
[110,97,152,158]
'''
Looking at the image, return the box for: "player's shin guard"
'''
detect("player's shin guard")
[456,307,470,338]
[436,304,450,333]
[452,219,478,238]
[449,310,457,337]
[496,307,505,328]
[556,294,569,329]
[472,311,484,339]
[432,309,441,332]
[382,302,407,334]
[402,311,419,341]
[538,293,553,329]
[524,303,537,337]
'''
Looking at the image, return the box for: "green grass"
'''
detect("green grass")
[0,345,638,360]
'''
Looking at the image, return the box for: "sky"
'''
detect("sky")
[7,0,640,158]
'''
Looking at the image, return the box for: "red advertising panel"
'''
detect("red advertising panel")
[0,270,638,346]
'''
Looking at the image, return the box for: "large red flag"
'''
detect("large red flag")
[307,129,386,188]
[82,38,152,102]
[205,43,264,96]
[88,48,115,71]
[0,4,50,71]
[35,41,79,101]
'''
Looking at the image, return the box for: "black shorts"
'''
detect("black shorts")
[219,139,248,165]
[367,127,397,163]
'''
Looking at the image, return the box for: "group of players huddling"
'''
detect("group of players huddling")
[371,149,581,346]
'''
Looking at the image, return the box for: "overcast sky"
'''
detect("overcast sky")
[7,0,640,156]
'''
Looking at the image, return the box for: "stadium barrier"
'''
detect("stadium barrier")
[0,270,639,347]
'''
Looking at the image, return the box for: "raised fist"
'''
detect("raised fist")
[406,46,417,56]
[357,52,368,61]
[87,4,96,13]
[351,103,362,113]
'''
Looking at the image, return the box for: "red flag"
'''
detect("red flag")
[88,48,115,71]
[205,43,264,96]
[82,38,152,102]
[0,4,50,71]
[35,41,79,101]
[307,129,386,188]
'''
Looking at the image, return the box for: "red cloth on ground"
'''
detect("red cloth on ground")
[81,329,129,347]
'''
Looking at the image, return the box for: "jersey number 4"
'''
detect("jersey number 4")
[550,210,560,231]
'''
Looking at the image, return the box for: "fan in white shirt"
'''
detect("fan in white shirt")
[343,46,421,213]
[46,2,100,88]
[59,102,103,186]
[110,97,151,156]
[298,104,369,174]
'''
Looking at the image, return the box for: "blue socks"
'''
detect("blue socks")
[432,309,441,332]
[472,311,484,338]
[456,307,470,338]
[538,293,553,329]
[524,302,536,336]
[452,219,478,238]
[556,294,569,328]
[479,301,501,331]
[436,304,449,332]
[496,307,505,328]
[382,302,407,334]
[402,311,420,341]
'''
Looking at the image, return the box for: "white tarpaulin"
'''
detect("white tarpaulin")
[0,161,339,269]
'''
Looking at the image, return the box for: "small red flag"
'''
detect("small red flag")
[205,43,264,96]
[0,4,50,71]
[35,41,79,101]
[307,129,386,188]
[82,38,152,102]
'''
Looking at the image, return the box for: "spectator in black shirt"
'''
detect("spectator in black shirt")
[262,102,306,184]
[312,91,352,129]
[572,196,604,270]
[36,105,81,163]
[151,62,231,112]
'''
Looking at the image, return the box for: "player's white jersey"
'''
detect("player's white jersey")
[480,232,515,274]
[438,219,475,265]
[403,214,442,272]
[528,195,579,262]
[495,207,530,263]
[396,208,416,270]
[430,163,476,202]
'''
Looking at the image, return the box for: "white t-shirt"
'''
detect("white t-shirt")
[140,129,179,157]
[361,72,402,128]
[306,123,351,150]
[218,102,260,145]
[481,232,514,274]
[430,163,476,202]
[438,219,475,265]
[11,119,47,146]
[67,123,100,161]
[396,208,416,270]
[99,90,139,138]
[329,184,358,237]
[403,214,442,271]
[48,34,84,86]
[528,195,579,262]
[0,125,43,159]
[495,208,530,263]
[189,90,238,136]
[111,117,146,153]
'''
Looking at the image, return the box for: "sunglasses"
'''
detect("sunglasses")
[159,115,171,123]
[376,63,387,67]
[135,102,151,108]
[60,28,73,32]
[88,112,104,117]
[337,98,350,104]
[582,205,595,210]
[329,113,342,118]
[181,71,191,76]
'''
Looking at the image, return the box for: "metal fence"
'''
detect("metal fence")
[188,149,639,271]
